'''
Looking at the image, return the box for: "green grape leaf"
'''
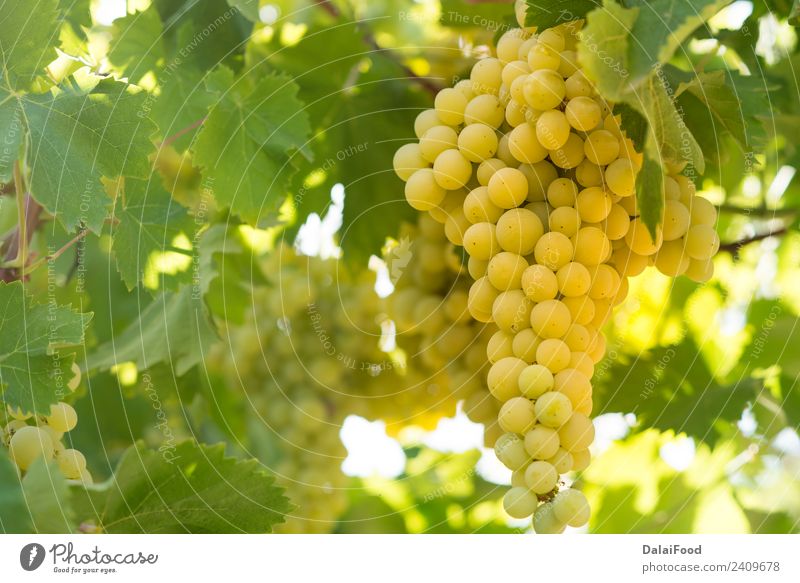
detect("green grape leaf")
[111,176,192,290]
[70,441,290,533]
[0,78,158,233]
[262,20,424,262]
[0,0,61,91]
[578,0,639,101]
[622,0,731,85]
[193,69,311,224]
[198,224,260,324]
[524,0,600,29]
[775,375,800,431]
[150,65,215,150]
[0,450,31,533]
[594,340,761,445]
[0,281,91,416]
[666,66,771,153]
[615,102,647,151]
[58,0,92,35]
[713,15,760,72]
[108,8,165,84]
[741,300,800,379]
[88,285,217,377]
[636,149,664,237]
[22,458,75,533]
[227,0,260,22]
[165,0,253,72]
[639,73,705,173]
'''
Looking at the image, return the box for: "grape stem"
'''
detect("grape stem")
[24,229,89,276]
[718,225,789,255]
[12,161,28,274]
[313,0,444,96]
[160,116,208,148]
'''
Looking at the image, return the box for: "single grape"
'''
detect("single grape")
[546,177,578,208]
[434,87,468,126]
[419,125,458,162]
[534,391,574,427]
[512,329,542,362]
[487,356,528,401]
[508,123,548,164]
[464,186,504,224]
[9,426,55,471]
[535,338,571,373]
[558,412,595,451]
[533,503,566,534]
[605,158,637,197]
[498,397,537,434]
[56,448,87,480]
[433,149,472,190]
[488,252,529,290]
[458,123,499,163]
[524,460,558,494]
[518,364,555,398]
[556,262,591,297]
[496,208,545,255]
[524,425,560,459]
[565,96,601,131]
[536,110,570,150]
[534,232,573,270]
[405,168,447,212]
[47,402,78,433]
[685,224,720,260]
[552,489,591,527]
[495,432,530,470]
[503,486,539,519]
[524,70,565,110]
[464,94,505,128]
[488,167,530,208]
[530,299,572,339]
[463,222,500,260]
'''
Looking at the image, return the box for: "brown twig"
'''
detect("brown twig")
[315,0,339,18]
[718,226,789,255]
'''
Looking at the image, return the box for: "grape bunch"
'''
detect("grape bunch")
[211,242,482,531]
[210,247,368,533]
[393,3,718,533]
[1,362,93,484]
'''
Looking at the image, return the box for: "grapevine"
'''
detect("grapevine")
[0,0,793,538]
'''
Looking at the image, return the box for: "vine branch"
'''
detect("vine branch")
[718,226,789,255]
[716,203,799,218]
